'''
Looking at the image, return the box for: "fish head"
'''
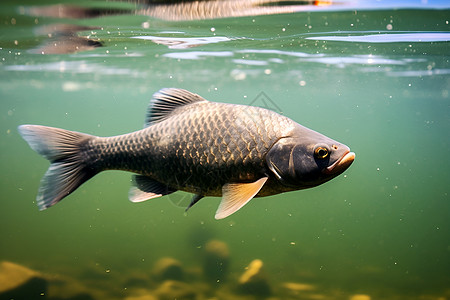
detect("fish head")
[266,129,355,189]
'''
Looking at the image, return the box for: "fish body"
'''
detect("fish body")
[19,88,355,219]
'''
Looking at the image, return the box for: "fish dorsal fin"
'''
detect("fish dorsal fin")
[215,177,268,220]
[145,88,208,127]
[129,175,175,202]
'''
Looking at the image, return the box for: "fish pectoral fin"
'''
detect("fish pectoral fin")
[129,175,175,203]
[215,177,268,220]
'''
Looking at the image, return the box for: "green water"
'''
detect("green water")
[1,1,449,299]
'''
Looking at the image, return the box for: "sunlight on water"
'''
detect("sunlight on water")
[306,32,450,43]
[163,50,235,60]
[131,35,232,49]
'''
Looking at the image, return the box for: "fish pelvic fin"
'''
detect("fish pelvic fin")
[215,177,268,220]
[18,125,97,210]
[129,175,175,202]
[145,88,208,127]
[185,194,204,212]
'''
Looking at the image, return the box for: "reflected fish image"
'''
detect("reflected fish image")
[18,88,355,219]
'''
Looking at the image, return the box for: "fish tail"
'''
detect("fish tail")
[18,125,98,210]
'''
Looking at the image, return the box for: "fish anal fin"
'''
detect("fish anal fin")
[129,175,175,203]
[215,177,268,220]
[145,88,208,127]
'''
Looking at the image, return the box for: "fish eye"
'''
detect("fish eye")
[314,146,329,159]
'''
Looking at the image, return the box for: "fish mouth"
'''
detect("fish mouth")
[323,151,355,175]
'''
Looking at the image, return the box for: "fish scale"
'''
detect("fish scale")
[86,101,291,196]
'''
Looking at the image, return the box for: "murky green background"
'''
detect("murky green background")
[0,1,449,299]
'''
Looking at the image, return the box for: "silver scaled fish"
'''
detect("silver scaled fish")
[18,88,355,219]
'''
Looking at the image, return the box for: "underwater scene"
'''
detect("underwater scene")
[0,0,449,299]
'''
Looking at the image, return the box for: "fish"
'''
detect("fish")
[18,88,355,219]
[26,1,336,22]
